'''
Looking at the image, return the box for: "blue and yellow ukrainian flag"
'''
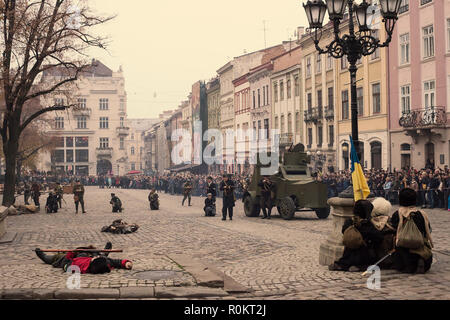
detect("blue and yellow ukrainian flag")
[349,135,370,202]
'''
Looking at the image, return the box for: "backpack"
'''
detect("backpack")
[396,213,424,249]
[343,224,366,249]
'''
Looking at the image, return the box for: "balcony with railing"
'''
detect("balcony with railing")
[72,107,92,117]
[304,107,323,123]
[96,147,113,158]
[279,133,293,147]
[324,106,334,120]
[116,126,130,136]
[399,107,447,129]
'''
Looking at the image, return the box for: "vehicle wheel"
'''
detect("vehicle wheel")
[243,196,260,217]
[315,207,330,219]
[279,197,296,220]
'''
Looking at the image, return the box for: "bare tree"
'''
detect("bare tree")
[0,0,114,206]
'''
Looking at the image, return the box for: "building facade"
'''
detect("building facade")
[43,60,130,176]
[389,0,450,170]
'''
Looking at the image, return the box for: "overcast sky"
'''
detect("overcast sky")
[88,0,309,119]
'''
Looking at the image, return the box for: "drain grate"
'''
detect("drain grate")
[131,270,183,281]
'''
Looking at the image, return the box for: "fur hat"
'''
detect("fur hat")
[353,200,374,219]
[371,197,392,217]
[399,188,417,207]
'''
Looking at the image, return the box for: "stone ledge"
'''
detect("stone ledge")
[54,288,120,299]
[154,287,229,298]
[1,289,34,299]
[119,287,155,298]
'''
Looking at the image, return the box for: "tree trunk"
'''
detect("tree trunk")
[16,159,22,184]
[2,140,19,207]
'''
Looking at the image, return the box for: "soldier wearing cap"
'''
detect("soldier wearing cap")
[219,174,235,221]
[206,176,217,201]
[73,179,86,214]
[258,176,276,219]
[110,193,123,213]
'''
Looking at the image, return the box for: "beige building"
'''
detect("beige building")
[127,119,159,173]
[41,60,131,176]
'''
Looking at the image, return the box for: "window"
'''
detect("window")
[258,89,261,107]
[131,147,135,155]
[120,137,124,150]
[51,150,65,163]
[77,116,87,129]
[306,56,311,77]
[99,117,109,129]
[66,137,73,148]
[447,19,450,52]
[294,76,300,96]
[131,133,134,140]
[400,85,411,113]
[131,163,136,171]
[99,98,109,110]
[317,126,323,147]
[295,112,300,132]
[317,89,323,117]
[75,137,89,148]
[371,30,380,60]
[287,113,292,134]
[120,98,125,111]
[328,87,334,108]
[420,0,432,5]
[263,87,266,106]
[55,117,64,129]
[280,80,284,101]
[258,120,262,139]
[308,128,313,147]
[342,90,349,120]
[66,150,74,163]
[424,80,435,109]
[372,83,381,113]
[327,54,333,70]
[77,98,87,109]
[266,85,269,104]
[423,25,434,59]
[287,79,292,99]
[252,91,255,109]
[307,92,312,111]
[75,150,89,163]
[280,114,285,134]
[274,83,278,102]
[341,57,347,70]
[329,125,334,147]
[399,0,409,14]
[400,33,409,65]
[120,117,124,127]
[357,87,364,116]
[54,98,64,106]
[316,54,322,73]
[264,119,269,139]
[274,116,279,130]
[99,137,109,149]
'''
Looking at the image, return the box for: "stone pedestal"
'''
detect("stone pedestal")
[0,206,8,239]
[319,197,355,266]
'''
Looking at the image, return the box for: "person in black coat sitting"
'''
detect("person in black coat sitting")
[45,192,59,214]
[390,188,434,274]
[329,200,384,272]
[204,193,216,217]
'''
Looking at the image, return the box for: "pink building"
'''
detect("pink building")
[389,0,450,170]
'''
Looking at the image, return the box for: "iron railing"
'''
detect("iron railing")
[399,107,447,129]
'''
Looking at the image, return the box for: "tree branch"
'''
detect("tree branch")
[19,104,69,133]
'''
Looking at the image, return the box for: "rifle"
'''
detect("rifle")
[361,251,394,276]
[34,249,123,253]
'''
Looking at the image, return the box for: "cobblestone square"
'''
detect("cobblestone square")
[1,187,449,299]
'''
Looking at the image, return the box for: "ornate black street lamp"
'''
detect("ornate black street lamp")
[303,0,401,162]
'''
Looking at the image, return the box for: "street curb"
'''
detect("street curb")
[0,286,230,300]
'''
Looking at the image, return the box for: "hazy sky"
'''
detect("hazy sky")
[88,0,309,119]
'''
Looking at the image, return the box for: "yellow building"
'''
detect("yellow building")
[300,15,389,171]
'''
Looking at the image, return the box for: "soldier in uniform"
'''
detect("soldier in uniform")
[24,182,31,205]
[31,182,41,208]
[219,174,235,221]
[206,176,217,201]
[258,176,276,219]
[182,179,193,206]
[110,193,123,213]
[73,179,86,214]
[204,193,216,217]
[54,182,64,209]
[148,188,159,210]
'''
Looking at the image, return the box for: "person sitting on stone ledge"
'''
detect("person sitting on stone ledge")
[390,188,434,274]
[329,200,384,272]
[34,242,133,274]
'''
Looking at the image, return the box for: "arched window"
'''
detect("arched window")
[370,141,382,169]
[131,147,135,155]
[342,143,349,170]
[401,143,411,151]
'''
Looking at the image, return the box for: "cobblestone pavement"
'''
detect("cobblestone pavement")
[1,187,449,299]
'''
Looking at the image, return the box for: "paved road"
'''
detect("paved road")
[1,187,449,299]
